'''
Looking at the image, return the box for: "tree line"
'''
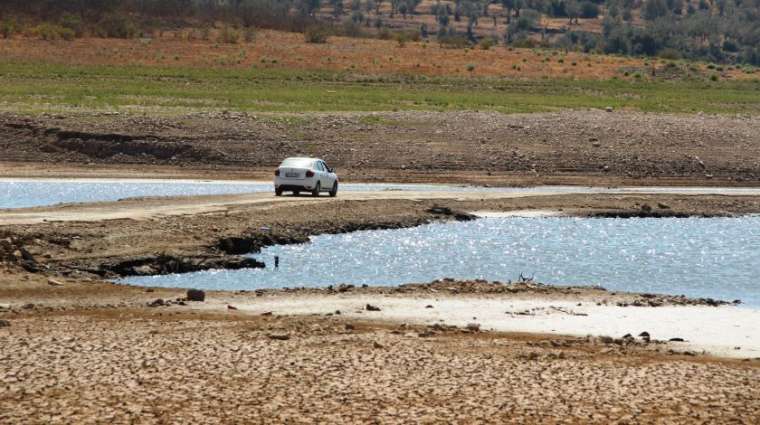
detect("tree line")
[1,0,759,65]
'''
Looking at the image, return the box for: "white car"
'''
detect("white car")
[274,157,338,197]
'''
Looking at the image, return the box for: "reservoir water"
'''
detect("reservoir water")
[5,178,760,209]
[122,216,760,307]
[0,179,516,209]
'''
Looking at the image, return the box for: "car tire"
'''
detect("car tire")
[293,190,300,196]
[275,188,283,196]
[312,182,321,197]
[329,181,338,197]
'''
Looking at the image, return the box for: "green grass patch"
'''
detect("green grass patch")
[0,61,759,115]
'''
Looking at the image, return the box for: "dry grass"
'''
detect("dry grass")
[0,29,753,81]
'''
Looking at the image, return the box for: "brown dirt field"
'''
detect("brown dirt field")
[1,305,759,423]
[3,109,760,187]
[1,29,750,80]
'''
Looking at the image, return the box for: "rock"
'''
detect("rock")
[605,106,614,112]
[417,330,434,338]
[657,203,671,209]
[427,206,476,221]
[186,289,206,302]
[227,305,238,310]
[0,303,11,311]
[47,278,64,287]
[669,337,685,342]
[425,305,434,309]
[148,299,165,307]
[345,324,355,331]
[268,333,290,341]
[372,341,384,349]
[466,323,481,332]
[0,319,10,328]
[132,265,157,275]
[639,331,651,342]
[365,304,381,312]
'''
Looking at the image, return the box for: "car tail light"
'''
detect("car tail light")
[305,170,315,177]
[274,169,280,176]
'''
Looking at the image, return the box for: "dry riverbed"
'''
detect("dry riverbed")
[1,285,760,423]
[3,190,760,422]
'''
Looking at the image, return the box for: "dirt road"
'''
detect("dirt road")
[6,182,760,225]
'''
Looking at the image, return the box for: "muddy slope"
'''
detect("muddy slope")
[2,110,760,184]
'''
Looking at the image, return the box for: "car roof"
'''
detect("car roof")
[282,157,322,161]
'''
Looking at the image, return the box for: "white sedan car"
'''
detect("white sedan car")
[274,157,338,197]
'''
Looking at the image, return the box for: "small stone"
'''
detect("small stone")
[47,279,64,287]
[365,304,381,312]
[669,337,685,342]
[0,319,10,328]
[372,341,383,349]
[345,323,355,331]
[605,106,613,112]
[227,305,238,310]
[639,331,651,342]
[466,323,481,332]
[425,305,434,309]
[268,333,290,341]
[148,299,165,307]
[186,289,205,302]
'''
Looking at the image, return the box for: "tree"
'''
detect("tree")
[642,0,669,20]
[580,1,599,18]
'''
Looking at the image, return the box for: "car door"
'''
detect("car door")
[320,161,335,189]
[315,161,328,189]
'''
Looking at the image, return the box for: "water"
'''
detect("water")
[123,216,760,307]
[5,178,760,210]
[0,179,494,209]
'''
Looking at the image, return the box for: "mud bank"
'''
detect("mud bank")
[4,109,760,187]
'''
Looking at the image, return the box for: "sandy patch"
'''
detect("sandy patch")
[193,294,760,359]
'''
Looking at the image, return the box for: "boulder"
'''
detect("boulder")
[186,289,206,302]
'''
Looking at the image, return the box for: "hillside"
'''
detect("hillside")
[1,0,759,66]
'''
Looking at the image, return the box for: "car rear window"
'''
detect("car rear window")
[279,158,314,168]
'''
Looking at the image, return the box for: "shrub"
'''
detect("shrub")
[466,64,475,72]
[479,37,496,50]
[1,18,17,39]
[96,14,138,39]
[394,32,409,47]
[218,26,239,44]
[60,13,83,37]
[33,23,76,41]
[378,27,392,40]
[658,48,681,60]
[438,34,470,49]
[710,74,718,81]
[304,25,330,43]
[243,27,256,43]
[340,19,364,37]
